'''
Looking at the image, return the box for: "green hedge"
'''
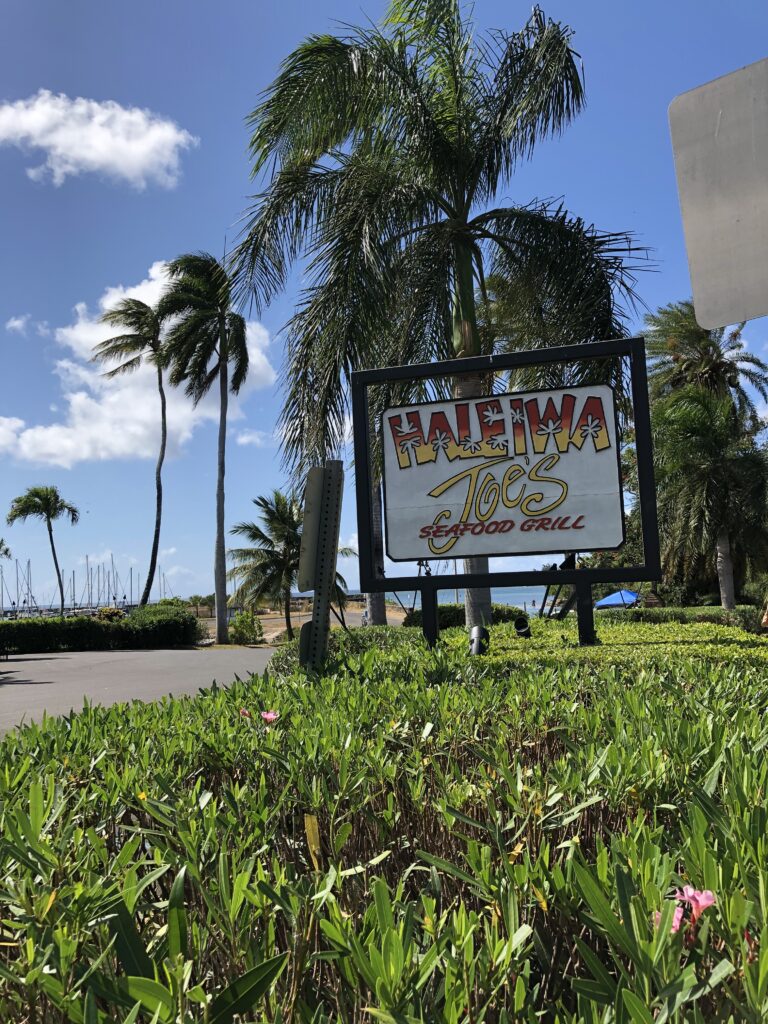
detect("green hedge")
[0,605,201,654]
[402,601,523,629]
[596,603,762,632]
[3,620,768,1019]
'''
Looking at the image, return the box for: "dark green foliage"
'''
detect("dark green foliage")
[0,606,201,654]
[228,609,265,645]
[402,601,523,628]
[597,603,762,632]
[270,623,425,674]
[1,619,768,1019]
[236,1,641,473]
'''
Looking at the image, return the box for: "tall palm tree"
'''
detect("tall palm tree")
[228,490,353,641]
[653,387,768,610]
[93,298,167,607]
[0,539,9,560]
[159,253,249,644]
[646,300,768,420]
[6,487,79,615]
[235,0,638,629]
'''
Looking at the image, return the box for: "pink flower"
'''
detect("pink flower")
[261,711,279,723]
[654,905,685,934]
[240,708,252,719]
[676,886,716,925]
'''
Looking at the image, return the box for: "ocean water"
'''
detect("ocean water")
[387,585,546,613]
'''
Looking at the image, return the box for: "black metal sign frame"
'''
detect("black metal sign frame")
[351,337,660,645]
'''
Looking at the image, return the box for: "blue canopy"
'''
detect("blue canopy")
[594,589,639,609]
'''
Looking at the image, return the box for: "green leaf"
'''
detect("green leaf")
[256,880,294,918]
[373,878,395,933]
[333,822,353,855]
[29,780,44,837]
[209,953,288,1024]
[167,866,187,960]
[573,863,637,961]
[622,990,654,1024]
[108,902,154,980]
[416,850,485,891]
[84,989,98,1024]
[124,978,173,1022]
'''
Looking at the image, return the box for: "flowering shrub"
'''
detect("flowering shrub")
[1,620,767,1019]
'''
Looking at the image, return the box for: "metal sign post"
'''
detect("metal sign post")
[351,338,660,647]
[298,461,344,670]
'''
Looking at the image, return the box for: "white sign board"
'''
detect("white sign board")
[382,385,624,561]
[670,57,768,329]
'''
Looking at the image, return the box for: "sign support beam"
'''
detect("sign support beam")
[298,461,344,670]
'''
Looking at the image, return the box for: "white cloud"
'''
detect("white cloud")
[0,263,276,468]
[0,90,198,188]
[160,547,177,558]
[5,314,30,334]
[236,429,273,447]
[0,417,24,449]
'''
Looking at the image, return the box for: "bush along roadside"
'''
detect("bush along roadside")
[1,622,768,1019]
[0,605,203,654]
[596,603,763,632]
[402,601,523,629]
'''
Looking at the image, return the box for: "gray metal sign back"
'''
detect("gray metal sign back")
[670,57,768,329]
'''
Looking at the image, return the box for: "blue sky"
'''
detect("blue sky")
[1,0,766,605]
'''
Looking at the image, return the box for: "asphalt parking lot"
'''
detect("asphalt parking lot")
[0,647,274,732]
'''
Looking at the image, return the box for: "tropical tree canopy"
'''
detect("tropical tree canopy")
[7,486,80,530]
[646,300,768,420]
[7,486,80,615]
[653,387,768,603]
[93,298,164,375]
[159,253,248,405]
[235,0,640,473]
[228,490,352,640]
[0,538,10,560]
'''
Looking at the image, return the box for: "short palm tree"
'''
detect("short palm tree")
[646,300,768,420]
[654,387,768,610]
[93,298,167,607]
[235,0,639,628]
[6,486,79,615]
[159,253,249,644]
[228,490,352,640]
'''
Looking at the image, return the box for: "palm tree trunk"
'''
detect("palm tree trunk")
[47,519,65,616]
[716,530,736,610]
[284,589,294,640]
[452,241,493,630]
[140,365,167,606]
[366,476,388,626]
[215,336,229,644]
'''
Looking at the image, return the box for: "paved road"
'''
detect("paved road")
[0,647,274,733]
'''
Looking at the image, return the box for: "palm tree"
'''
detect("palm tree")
[188,594,204,618]
[653,387,768,610]
[646,300,768,420]
[228,490,353,640]
[6,487,79,615]
[0,539,9,560]
[159,253,249,644]
[93,298,167,607]
[235,0,638,629]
